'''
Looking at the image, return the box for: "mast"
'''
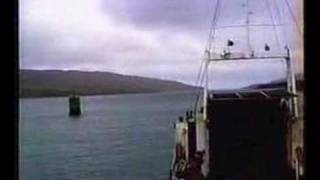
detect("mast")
[203,50,210,120]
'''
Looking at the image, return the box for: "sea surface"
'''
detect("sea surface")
[20,91,196,180]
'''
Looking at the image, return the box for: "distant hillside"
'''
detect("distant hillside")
[241,74,304,117]
[243,73,304,91]
[20,70,197,98]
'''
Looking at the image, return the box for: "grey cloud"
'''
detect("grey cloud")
[100,0,286,31]
[20,0,302,87]
[101,0,213,31]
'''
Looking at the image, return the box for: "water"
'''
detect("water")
[20,91,196,180]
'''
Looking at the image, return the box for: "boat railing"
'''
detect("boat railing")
[169,133,177,180]
[170,118,188,180]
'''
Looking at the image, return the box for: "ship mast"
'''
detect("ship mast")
[203,50,209,121]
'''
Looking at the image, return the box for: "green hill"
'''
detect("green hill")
[20,69,197,98]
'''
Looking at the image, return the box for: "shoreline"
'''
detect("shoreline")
[19,89,200,99]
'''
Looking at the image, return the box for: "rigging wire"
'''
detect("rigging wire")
[191,0,221,114]
[272,0,287,44]
[193,61,207,114]
[271,0,289,75]
[284,0,303,73]
[208,0,221,54]
[265,0,286,79]
[190,57,205,111]
[190,0,303,115]
[264,0,282,53]
[283,0,303,36]
[214,23,285,30]
[193,0,221,114]
[274,0,303,74]
[245,0,253,55]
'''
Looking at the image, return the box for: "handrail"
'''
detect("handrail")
[209,55,287,62]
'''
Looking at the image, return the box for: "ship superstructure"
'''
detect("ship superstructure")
[169,0,303,180]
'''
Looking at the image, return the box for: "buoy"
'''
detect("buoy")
[69,95,81,116]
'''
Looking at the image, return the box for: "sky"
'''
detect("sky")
[20,0,303,89]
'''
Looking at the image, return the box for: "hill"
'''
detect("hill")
[243,73,304,91]
[20,69,197,98]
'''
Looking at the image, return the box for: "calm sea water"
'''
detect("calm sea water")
[20,91,196,180]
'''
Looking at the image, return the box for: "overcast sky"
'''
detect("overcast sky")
[20,0,303,89]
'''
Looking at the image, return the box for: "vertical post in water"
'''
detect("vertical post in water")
[69,95,81,116]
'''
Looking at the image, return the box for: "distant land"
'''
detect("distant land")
[20,69,198,98]
[242,73,304,91]
[20,69,304,98]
